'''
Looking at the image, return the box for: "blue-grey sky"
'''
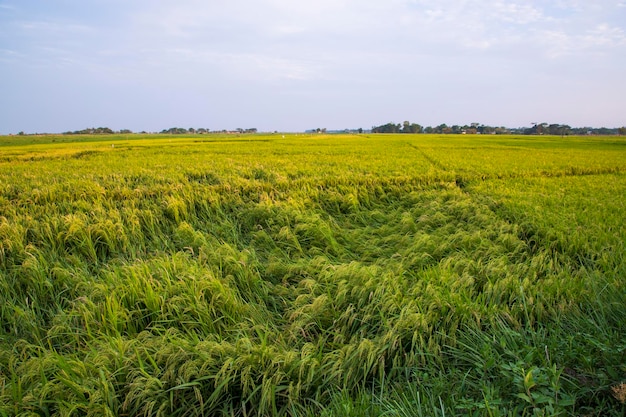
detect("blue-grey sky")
[1,0,625,133]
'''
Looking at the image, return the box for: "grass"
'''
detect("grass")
[0,133,625,416]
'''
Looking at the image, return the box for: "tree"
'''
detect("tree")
[463,124,477,134]
[404,122,423,134]
[372,122,400,133]
[372,121,422,134]
[481,125,495,135]
[160,127,188,134]
[534,122,547,135]
[433,123,451,134]
[618,127,626,136]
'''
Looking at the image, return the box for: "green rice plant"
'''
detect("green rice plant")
[0,133,624,415]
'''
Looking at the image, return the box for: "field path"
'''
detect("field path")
[404,142,449,171]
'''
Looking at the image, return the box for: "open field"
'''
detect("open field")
[0,133,625,416]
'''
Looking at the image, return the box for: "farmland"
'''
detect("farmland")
[0,133,625,416]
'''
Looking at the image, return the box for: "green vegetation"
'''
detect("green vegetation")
[0,133,624,416]
[370,121,626,135]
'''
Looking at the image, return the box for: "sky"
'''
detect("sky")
[1,0,625,134]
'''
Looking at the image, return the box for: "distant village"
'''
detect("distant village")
[9,123,626,136]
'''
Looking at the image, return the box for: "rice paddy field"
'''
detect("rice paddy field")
[0,133,625,416]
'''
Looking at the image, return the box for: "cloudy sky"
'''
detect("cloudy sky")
[1,0,625,133]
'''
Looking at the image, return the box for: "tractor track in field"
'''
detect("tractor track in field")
[405,142,472,189]
[405,141,624,190]
[405,142,449,172]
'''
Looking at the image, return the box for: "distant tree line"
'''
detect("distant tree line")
[63,127,117,135]
[60,127,261,135]
[371,121,424,134]
[160,127,258,134]
[371,121,513,134]
[13,124,626,136]
[371,121,626,136]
